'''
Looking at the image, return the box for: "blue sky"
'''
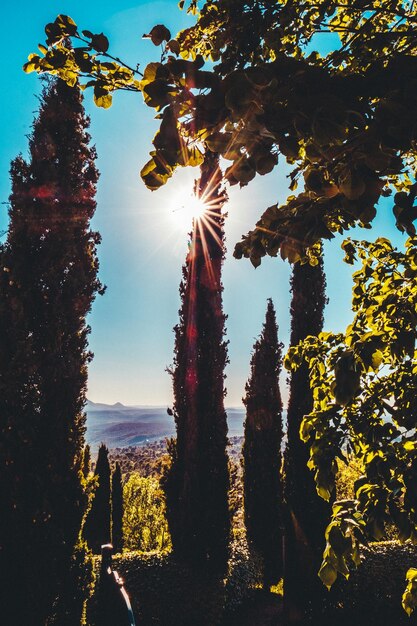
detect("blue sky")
[1,1,406,406]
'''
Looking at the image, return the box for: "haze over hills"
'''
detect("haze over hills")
[85,400,245,451]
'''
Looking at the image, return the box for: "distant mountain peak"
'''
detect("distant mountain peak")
[112,402,125,408]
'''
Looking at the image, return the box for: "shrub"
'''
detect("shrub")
[336,456,364,500]
[88,537,262,625]
[319,542,417,626]
[123,473,171,552]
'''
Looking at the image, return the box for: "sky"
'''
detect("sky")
[0,1,407,407]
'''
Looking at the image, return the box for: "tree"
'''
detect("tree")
[163,151,230,573]
[242,298,284,589]
[285,236,417,615]
[84,444,111,554]
[283,256,330,622]
[0,77,102,625]
[111,462,124,553]
[123,473,171,552]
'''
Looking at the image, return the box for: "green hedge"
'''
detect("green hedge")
[89,540,417,625]
[319,541,417,626]
[88,538,262,625]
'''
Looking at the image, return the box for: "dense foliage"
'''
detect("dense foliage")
[242,299,284,587]
[25,5,417,262]
[285,236,417,614]
[111,462,124,553]
[163,152,230,573]
[0,77,102,624]
[123,473,171,552]
[283,257,330,621]
[84,444,112,554]
[88,537,262,626]
[109,441,170,478]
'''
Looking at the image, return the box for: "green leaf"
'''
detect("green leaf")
[143,25,172,46]
[338,167,366,200]
[402,569,417,615]
[371,349,383,370]
[255,153,277,176]
[93,85,112,108]
[206,132,234,154]
[328,524,350,554]
[167,39,180,55]
[185,146,204,167]
[142,79,173,108]
[90,33,110,53]
[23,54,41,73]
[56,14,77,35]
[318,561,337,590]
[300,418,314,442]
[406,568,417,581]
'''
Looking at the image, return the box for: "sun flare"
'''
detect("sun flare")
[168,187,209,233]
[164,171,224,253]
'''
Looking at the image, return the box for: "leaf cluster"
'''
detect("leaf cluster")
[285,235,417,610]
[25,5,417,262]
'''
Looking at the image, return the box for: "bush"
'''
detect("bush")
[336,456,398,540]
[336,456,363,500]
[88,537,262,625]
[123,473,171,552]
[319,541,417,626]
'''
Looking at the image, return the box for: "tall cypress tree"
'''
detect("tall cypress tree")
[283,256,330,622]
[0,77,102,625]
[111,462,124,554]
[163,152,230,574]
[243,299,284,589]
[84,443,112,554]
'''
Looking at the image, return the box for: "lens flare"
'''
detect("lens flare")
[172,192,208,228]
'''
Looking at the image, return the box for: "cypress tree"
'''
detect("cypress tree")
[84,444,112,554]
[111,462,124,554]
[283,256,330,622]
[163,152,230,574]
[243,299,284,589]
[0,77,102,625]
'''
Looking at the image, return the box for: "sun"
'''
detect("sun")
[175,192,207,225]
[163,169,224,248]
[168,186,209,233]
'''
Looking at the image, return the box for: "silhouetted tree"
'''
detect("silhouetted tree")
[243,299,284,588]
[283,256,330,623]
[84,444,112,554]
[163,152,230,574]
[0,77,102,625]
[111,462,124,553]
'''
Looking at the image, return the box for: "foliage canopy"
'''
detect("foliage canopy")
[25,2,417,264]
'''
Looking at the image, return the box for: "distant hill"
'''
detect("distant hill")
[85,401,245,451]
